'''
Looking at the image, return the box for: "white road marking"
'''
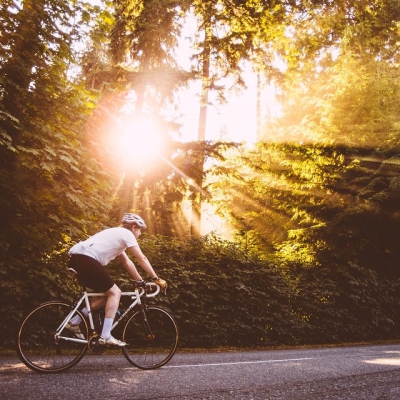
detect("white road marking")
[163,357,314,368]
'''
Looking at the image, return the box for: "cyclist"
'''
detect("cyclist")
[66,213,167,347]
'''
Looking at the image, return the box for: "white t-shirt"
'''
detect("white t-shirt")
[69,227,138,266]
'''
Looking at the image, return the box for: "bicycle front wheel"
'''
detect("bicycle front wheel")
[16,301,88,373]
[122,306,178,369]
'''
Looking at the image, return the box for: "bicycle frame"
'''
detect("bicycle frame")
[54,283,160,345]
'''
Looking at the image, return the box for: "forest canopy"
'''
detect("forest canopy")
[1,0,400,348]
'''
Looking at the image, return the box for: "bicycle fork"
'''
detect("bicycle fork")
[137,304,155,340]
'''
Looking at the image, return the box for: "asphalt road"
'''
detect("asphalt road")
[2,344,400,399]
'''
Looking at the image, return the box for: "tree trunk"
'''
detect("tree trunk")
[191,17,211,237]
[256,71,261,140]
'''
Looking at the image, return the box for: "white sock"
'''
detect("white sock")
[70,308,89,325]
[101,318,114,339]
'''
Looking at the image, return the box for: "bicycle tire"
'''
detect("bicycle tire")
[122,306,178,369]
[16,301,88,373]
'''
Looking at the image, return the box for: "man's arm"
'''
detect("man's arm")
[120,247,158,280]
[120,247,167,289]
[119,251,144,281]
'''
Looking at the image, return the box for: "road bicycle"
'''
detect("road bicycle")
[16,268,179,373]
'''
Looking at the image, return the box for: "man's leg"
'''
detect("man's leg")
[104,284,121,320]
[90,296,107,310]
[99,284,125,346]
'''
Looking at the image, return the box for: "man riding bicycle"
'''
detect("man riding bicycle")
[66,213,167,347]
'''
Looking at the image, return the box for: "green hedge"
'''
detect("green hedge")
[3,234,400,350]
[114,234,400,347]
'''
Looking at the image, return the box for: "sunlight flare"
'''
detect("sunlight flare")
[113,114,163,169]
[364,358,400,366]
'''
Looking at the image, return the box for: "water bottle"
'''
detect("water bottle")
[114,310,121,323]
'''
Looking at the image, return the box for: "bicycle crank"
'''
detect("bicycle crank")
[88,333,107,354]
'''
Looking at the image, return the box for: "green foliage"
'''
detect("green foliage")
[0,0,114,347]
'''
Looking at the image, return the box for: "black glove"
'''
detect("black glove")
[135,280,147,289]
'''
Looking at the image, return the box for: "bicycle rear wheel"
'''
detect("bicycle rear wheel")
[16,301,88,373]
[122,306,178,369]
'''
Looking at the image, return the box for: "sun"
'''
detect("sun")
[112,114,164,171]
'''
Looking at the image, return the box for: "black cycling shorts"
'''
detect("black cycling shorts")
[68,254,114,292]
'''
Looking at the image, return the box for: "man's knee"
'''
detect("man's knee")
[107,284,121,298]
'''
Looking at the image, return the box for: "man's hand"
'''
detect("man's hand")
[135,280,147,289]
[153,277,168,289]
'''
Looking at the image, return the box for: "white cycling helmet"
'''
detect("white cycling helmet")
[121,213,147,229]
